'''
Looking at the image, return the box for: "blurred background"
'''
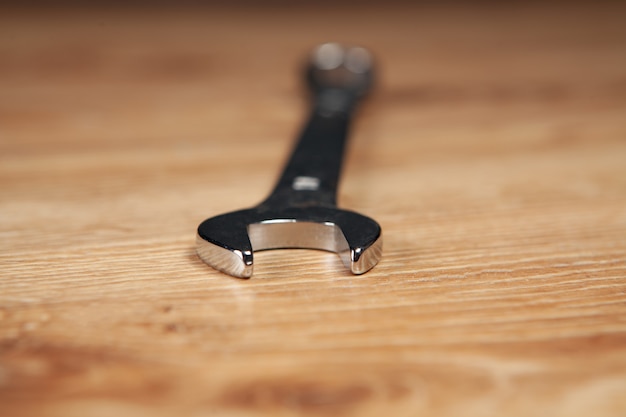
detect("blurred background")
[3,1,624,157]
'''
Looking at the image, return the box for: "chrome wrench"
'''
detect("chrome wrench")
[196,43,382,278]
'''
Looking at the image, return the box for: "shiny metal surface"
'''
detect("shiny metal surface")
[196,43,382,278]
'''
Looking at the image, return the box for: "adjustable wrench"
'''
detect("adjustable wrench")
[196,43,382,278]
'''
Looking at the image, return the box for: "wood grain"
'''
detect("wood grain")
[1,3,626,416]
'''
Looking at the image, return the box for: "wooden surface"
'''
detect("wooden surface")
[1,3,626,416]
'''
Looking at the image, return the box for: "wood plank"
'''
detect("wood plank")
[1,3,626,416]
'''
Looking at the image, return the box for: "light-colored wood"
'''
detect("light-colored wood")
[1,3,626,416]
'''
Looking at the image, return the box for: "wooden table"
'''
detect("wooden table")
[2,3,625,416]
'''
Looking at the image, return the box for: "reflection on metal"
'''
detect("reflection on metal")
[292,176,320,191]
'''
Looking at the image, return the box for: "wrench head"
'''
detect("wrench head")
[307,43,374,98]
[196,206,382,278]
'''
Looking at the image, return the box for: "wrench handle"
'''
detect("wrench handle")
[261,93,356,209]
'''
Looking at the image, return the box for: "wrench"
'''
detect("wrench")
[196,43,382,278]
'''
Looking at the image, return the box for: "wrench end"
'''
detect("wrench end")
[196,233,253,279]
[350,233,383,275]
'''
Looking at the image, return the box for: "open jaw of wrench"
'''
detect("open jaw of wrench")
[196,43,382,278]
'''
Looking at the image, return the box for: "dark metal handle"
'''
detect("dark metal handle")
[260,43,372,210]
[261,94,357,209]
